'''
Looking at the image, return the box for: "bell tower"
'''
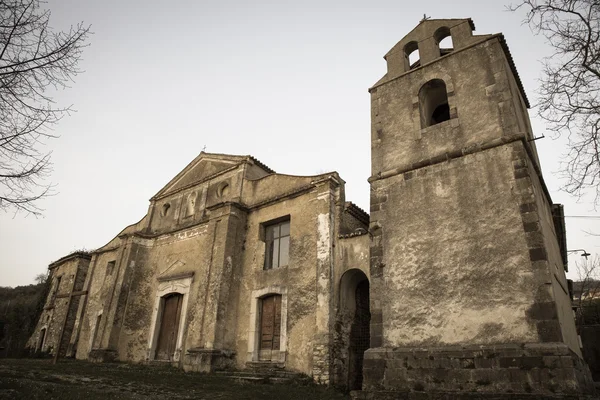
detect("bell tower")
[361,19,595,397]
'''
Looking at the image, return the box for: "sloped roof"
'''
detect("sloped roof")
[48,251,92,269]
[345,201,370,226]
[497,34,531,109]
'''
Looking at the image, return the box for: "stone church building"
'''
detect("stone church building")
[29,19,595,396]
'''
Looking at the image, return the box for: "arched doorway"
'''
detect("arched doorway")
[155,293,183,361]
[334,269,370,390]
[348,279,370,390]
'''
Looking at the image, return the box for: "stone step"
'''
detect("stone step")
[215,370,298,379]
[219,375,270,384]
[218,374,295,385]
[215,367,310,385]
[245,361,285,370]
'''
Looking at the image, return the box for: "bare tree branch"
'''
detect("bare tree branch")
[0,0,90,216]
[572,255,600,326]
[509,0,600,205]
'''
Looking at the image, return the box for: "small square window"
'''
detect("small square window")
[263,219,290,270]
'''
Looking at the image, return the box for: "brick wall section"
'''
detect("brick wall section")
[312,343,331,384]
[28,255,90,356]
[360,343,595,396]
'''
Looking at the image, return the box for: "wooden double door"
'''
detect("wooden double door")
[259,294,282,361]
[155,293,183,361]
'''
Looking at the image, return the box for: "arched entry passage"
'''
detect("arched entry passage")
[349,279,370,389]
[155,292,183,361]
[334,269,370,390]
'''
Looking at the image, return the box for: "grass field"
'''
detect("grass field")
[0,358,349,400]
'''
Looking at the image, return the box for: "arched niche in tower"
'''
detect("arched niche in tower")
[419,79,450,128]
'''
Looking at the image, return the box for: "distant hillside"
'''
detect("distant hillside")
[0,282,49,357]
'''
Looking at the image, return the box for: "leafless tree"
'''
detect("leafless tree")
[573,255,600,327]
[33,273,46,284]
[509,0,600,204]
[0,0,90,216]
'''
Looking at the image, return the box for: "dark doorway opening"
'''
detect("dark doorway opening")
[334,269,370,390]
[155,293,183,361]
[348,279,370,390]
[37,328,46,352]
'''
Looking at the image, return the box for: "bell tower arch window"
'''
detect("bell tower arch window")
[419,79,450,128]
[434,27,454,56]
[404,41,420,71]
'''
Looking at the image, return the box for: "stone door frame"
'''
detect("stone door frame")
[247,285,288,363]
[147,274,193,362]
[37,325,48,352]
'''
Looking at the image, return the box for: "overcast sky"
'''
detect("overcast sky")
[1,0,598,287]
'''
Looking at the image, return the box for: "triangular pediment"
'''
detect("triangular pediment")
[152,152,247,199]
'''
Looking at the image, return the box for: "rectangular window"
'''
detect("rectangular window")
[50,276,61,305]
[92,314,102,348]
[264,219,290,270]
[107,261,116,276]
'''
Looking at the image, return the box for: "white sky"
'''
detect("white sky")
[1,0,598,287]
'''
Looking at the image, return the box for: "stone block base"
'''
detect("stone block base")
[358,343,595,397]
[183,348,235,372]
[88,348,118,363]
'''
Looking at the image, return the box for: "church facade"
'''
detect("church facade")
[29,19,595,396]
[29,153,371,388]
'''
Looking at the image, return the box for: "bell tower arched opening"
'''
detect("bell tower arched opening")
[419,79,450,128]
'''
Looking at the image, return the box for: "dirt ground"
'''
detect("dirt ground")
[0,358,349,400]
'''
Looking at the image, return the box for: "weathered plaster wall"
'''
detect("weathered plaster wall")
[117,226,213,362]
[149,168,243,235]
[75,248,120,359]
[336,236,370,290]
[234,179,338,379]
[241,174,321,207]
[245,163,272,180]
[333,234,370,387]
[236,191,317,372]
[211,206,248,355]
[371,145,538,347]
[371,38,519,178]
